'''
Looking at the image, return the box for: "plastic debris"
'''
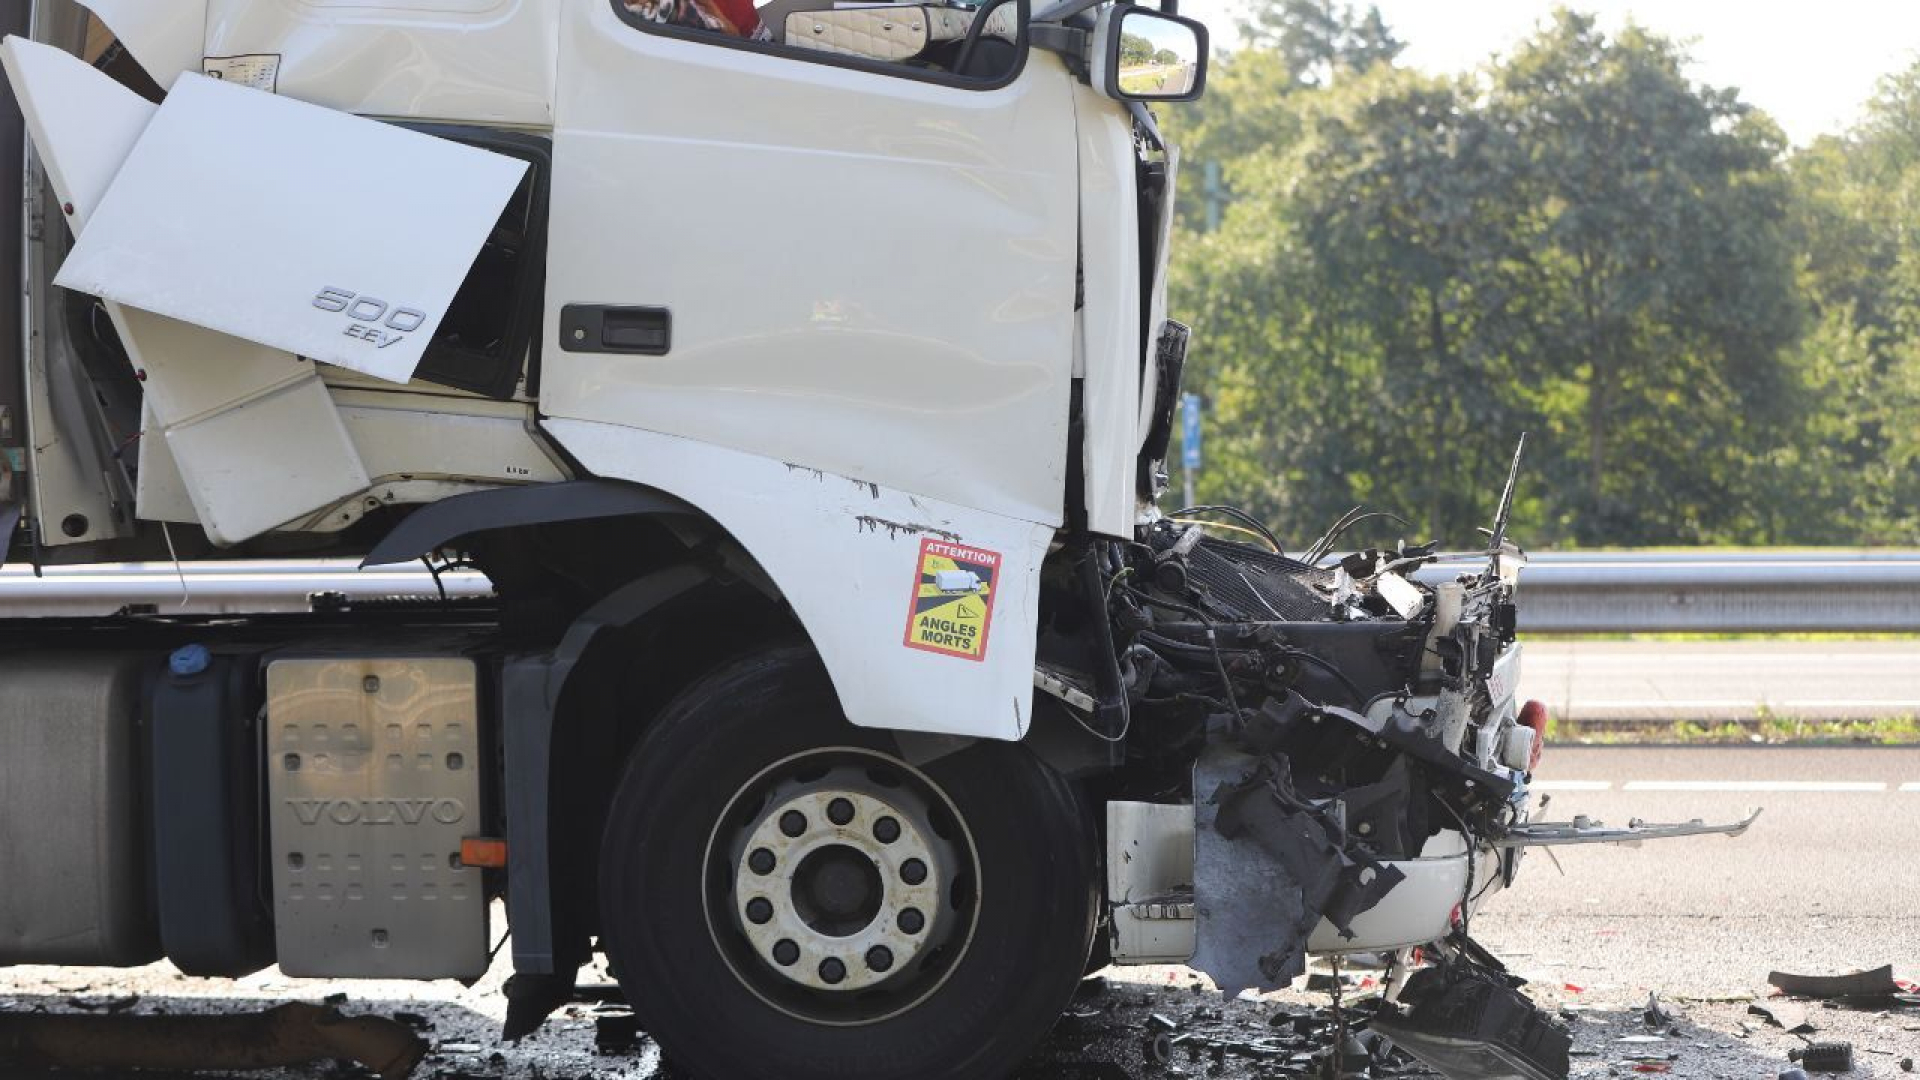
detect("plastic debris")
[1749,1000,1814,1033]
[1643,992,1674,1028]
[1797,1041,1855,1073]
[1768,966,1901,1001]
[594,1012,643,1055]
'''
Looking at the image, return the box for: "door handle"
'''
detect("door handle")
[561,305,671,355]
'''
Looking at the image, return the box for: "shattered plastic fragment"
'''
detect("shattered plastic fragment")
[1768,965,1902,1001]
[1749,1001,1815,1033]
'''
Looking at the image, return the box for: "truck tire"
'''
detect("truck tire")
[597,646,1097,1080]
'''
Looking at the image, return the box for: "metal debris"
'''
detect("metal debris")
[0,1002,426,1080]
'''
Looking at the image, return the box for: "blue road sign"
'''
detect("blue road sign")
[1181,393,1202,471]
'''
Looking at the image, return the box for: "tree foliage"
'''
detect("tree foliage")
[1162,6,1913,549]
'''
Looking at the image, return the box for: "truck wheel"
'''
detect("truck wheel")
[598,647,1098,1080]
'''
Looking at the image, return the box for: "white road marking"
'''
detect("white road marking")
[1531,780,1614,791]
[1901,782,1920,792]
[1620,780,1888,793]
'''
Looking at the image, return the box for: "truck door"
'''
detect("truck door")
[542,1,1080,526]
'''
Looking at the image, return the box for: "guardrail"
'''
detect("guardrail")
[3,551,1917,632]
[1496,551,1920,634]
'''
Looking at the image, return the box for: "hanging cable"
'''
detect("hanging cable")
[1168,504,1286,556]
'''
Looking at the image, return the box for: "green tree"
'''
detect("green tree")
[1485,11,1803,542]
[1780,59,1920,542]
[1238,0,1403,87]
[1168,7,1808,548]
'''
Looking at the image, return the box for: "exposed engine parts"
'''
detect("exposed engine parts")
[1045,484,1542,997]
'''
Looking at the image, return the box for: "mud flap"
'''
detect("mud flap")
[1188,724,1405,996]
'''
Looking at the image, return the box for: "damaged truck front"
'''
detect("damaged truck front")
[0,4,1755,1080]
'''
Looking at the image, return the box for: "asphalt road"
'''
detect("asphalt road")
[1,747,1914,1079]
[1522,640,1920,722]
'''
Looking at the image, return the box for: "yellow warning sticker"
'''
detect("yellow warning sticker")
[902,538,1002,662]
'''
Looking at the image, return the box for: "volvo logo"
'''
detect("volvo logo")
[288,798,467,826]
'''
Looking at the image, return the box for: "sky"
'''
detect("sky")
[1176,0,1920,145]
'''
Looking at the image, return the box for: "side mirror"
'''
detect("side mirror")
[1093,4,1208,103]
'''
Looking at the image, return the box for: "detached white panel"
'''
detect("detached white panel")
[78,0,207,89]
[112,310,368,542]
[56,73,527,385]
[549,419,1049,742]
[0,37,154,228]
[4,40,369,542]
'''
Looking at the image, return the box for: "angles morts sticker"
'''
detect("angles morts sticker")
[903,538,1002,662]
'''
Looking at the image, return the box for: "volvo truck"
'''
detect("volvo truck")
[0,4,1754,1078]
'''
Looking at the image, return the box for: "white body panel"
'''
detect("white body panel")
[1106,801,1196,964]
[548,418,1048,741]
[55,72,526,385]
[78,0,207,89]
[1073,84,1143,538]
[203,0,560,126]
[1104,807,1505,964]
[543,2,1079,527]
[138,389,568,527]
[2,38,369,543]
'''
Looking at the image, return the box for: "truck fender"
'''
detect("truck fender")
[360,479,697,568]
[544,418,1051,744]
[500,562,715,978]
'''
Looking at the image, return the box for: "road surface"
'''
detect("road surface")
[1,746,1914,1078]
[1523,640,1920,723]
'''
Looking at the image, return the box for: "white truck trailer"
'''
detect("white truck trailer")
[0,5,1752,1078]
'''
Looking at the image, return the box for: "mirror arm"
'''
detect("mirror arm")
[1130,100,1164,150]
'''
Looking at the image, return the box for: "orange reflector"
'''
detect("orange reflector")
[460,837,508,869]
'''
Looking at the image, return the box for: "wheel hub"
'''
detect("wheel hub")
[731,772,954,994]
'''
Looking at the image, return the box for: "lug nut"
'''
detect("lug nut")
[898,908,926,935]
[901,858,928,885]
[780,810,808,837]
[745,897,774,925]
[772,940,800,966]
[866,946,894,973]
[874,817,901,843]
[819,957,847,985]
[827,798,856,826]
[749,848,776,875]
